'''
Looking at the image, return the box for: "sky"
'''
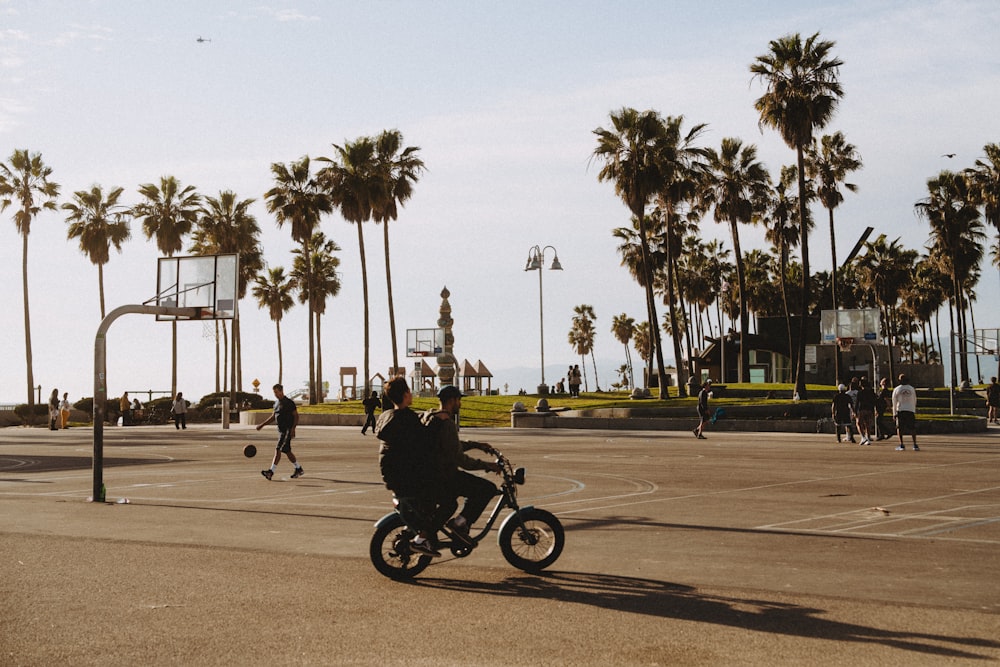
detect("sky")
[1,0,998,405]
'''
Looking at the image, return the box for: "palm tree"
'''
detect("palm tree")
[571,304,600,391]
[806,131,862,316]
[611,313,636,389]
[700,137,772,382]
[371,129,426,371]
[854,236,919,384]
[62,185,131,320]
[752,32,844,398]
[593,108,673,397]
[652,115,707,396]
[132,176,201,396]
[0,149,60,406]
[763,165,801,371]
[264,157,332,403]
[633,321,653,369]
[966,143,1000,232]
[291,232,341,402]
[318,136,379,394]
[252,267,295,385]
[190,190,263,393]
[915,171,986,385]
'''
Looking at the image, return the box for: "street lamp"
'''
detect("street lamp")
[525,245,563,395]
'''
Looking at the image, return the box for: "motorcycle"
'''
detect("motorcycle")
[369,451,565,579]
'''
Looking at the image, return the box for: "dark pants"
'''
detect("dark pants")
[173,412,187,429]
[447,471,499,526]
[362,412,376,433]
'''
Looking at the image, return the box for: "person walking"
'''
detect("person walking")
[854,378,878,445]
[170,392,188,430]
[256,383,304,480]
[59,392,71,429]
[986,376,1000,425]
[361,390,380,435]
[692,379,712,439]
[48,389,60,431]
[831,384,856,443]
[892,374,919,451]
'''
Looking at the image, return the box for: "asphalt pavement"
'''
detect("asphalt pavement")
[2,422,999,665]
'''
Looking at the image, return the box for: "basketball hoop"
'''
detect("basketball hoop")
[836,337,855,352]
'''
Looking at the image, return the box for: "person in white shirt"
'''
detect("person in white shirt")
[891,374,919,451]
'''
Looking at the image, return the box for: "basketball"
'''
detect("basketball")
[243,444,257,458]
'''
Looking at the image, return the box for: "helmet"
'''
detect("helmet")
[437,385,463,401]
[838,384,847,392]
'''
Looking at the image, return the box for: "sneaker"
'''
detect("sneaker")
[913,445,920,451]
[446,518,475,547]
[895,446,905,451]
[860,438,870,445]
[692,428,699,438]
[290,467,304,478]
[697,434,707,440]
[409,540,441,558]
[261,469,273,480]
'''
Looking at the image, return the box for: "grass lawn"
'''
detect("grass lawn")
[292,384,837,428]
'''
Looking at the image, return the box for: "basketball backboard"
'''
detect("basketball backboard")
[820,308,881,344]
[406,328,444,357]
[155,253,238,321]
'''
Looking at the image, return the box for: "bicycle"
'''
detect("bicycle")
[369,450,565,579]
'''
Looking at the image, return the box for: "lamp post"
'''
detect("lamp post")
[525,245,563,395]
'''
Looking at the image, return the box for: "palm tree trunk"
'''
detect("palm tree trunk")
[779,247,794,383]
[970,300,981,383]
[663,216,687,396]
[357,223,371,395]
[794,146,811,399]
[22,232,35,406]
[730,219,749,383]
[230,319,237,399]
[303,238,316,404]
[276,320,284,386]
[383,222,399,370]
[589,350,600,391]
[580,354,588,392]
[635,212,668,398]
[98,263,106,320]
[316,310,323,402]
[947,298,958,388]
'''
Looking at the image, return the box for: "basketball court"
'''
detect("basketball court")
[2,423,999,664]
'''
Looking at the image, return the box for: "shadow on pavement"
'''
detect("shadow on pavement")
[416,571,1000,660]
[0,455,186,475]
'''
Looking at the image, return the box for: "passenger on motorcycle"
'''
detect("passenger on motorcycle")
[422,385,501,546]
[373,377,441,557]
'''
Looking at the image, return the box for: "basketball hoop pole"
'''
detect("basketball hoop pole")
[92,304,198,502]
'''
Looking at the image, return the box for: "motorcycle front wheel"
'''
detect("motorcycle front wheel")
[498,508,565,572]
[370,513,432,580]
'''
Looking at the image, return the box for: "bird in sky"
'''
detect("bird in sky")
[196,36,212,43]
[942,153,956,158]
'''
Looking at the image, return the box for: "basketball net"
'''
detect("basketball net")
[836,337,855,353]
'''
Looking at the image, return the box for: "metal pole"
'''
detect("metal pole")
[538,263,545,389]
[93,304,198,502]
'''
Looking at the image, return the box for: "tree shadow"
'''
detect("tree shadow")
[415,571,999,660]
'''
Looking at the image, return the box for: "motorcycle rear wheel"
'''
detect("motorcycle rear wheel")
[370,514,432,579]
[498,508,564,572]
